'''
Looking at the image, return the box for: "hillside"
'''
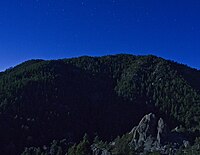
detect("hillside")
[0,54,200,154]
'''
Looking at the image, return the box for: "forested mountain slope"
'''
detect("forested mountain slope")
[0,54,200,154]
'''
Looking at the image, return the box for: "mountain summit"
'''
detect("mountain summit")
[0,54,200,154]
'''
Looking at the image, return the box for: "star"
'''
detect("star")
[81,1,85,6]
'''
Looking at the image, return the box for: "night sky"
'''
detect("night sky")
[0,0,200,71]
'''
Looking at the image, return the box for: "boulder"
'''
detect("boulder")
[91,144,111,155]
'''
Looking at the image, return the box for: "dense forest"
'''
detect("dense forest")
[0,54,200,154]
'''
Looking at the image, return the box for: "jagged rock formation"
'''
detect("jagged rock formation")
[130,113,159,150]
[129,113,188,154]
[157,117,167,145]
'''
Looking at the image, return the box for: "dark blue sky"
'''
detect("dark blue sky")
[0,0,200,71]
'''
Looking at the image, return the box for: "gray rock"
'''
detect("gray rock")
[129,113,183,154]
[183,140,190,148]
[157,118,167,145]
[91,144,111,155]
[130,113,158,150]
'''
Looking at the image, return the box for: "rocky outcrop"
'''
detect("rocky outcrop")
[131,113,166,151]
[90,113,191,155]
[157,117,168,145]
[130,113,159,150]
[129,113,188,154]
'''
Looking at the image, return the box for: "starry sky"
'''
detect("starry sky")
[0,0,200,71]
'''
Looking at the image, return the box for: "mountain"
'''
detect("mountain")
[0,54,200,154]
